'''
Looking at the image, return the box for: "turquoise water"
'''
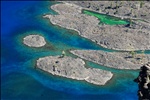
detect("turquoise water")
[82,9,129,25]
[2,1,149,100]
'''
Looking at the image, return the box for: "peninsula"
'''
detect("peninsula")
[44,1,150,51]
[71,50,150,69]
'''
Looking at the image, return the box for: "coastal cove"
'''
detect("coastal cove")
[1,1,149,100]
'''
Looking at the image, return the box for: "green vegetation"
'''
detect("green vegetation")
[140,1,144,8]
[130,50,136,58]
[82,9,129,25]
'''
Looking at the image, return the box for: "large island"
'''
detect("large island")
[44,1,150,51]
[36,56,113,85]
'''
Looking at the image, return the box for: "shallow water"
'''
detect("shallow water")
[82,9,129,25]
[1,1,145,100]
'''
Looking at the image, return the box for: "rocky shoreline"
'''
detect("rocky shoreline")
[44,2,150,51]
[23,35,46,47]
[71,50,150,69]
[64,1,150,22]
[134,62,150,100]
[36,56,113,85]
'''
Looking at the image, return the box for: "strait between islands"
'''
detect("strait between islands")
[23,34,113,85]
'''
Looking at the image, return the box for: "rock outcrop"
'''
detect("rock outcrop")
[23,35,46,47]
[134,62,150,100]
[36,56,113,85]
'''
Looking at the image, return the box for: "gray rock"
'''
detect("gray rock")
[36,56,113,85]
[44,2,150,51]
[23,35,46,47]
[71,50,150,69]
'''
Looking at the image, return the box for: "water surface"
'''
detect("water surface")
[82,9,129,25]
[1,1,140,100]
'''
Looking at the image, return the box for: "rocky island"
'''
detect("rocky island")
[36,56,113,85]
[71,50,150,69]
[23,35,46,47]
[44,1,150,51]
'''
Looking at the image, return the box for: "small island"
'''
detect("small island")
[23,35,46,47]
[36,56,113,85]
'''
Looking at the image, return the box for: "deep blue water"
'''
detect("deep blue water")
[1,1,145,100]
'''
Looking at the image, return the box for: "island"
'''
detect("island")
[70,50,150,69]
[36,56,113,85]
[44,1,150,51]
[23,35,46,47]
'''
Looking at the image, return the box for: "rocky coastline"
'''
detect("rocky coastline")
[64,1,150,22]
[71,50,150,69]
[36,56,113,85]
[44,2,150,51]
[134,62,150,100]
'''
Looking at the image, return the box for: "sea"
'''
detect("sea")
[1,1,147,100]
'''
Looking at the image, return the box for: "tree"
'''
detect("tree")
[129,18,133,27]
[127,45,136,58]
[62,50,66,58]
[110,2,113,9]
[130,50,136,58]
[140,1,144,8]
[115,1,118,14]
[140,50,145,60]
[59,50,66,58]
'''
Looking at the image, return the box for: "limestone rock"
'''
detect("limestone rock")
[36,56,113,85]
[44,2,150,51]
[71,50,150,69]
[23,35,46,47]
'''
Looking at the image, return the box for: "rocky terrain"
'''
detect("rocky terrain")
[23,35,46,47]
[24,1,150,86]
[134,62,150,100]
[36,56,113,85]
[64,1,150,22]
[44,2,150,51]
[71,50,150,69]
